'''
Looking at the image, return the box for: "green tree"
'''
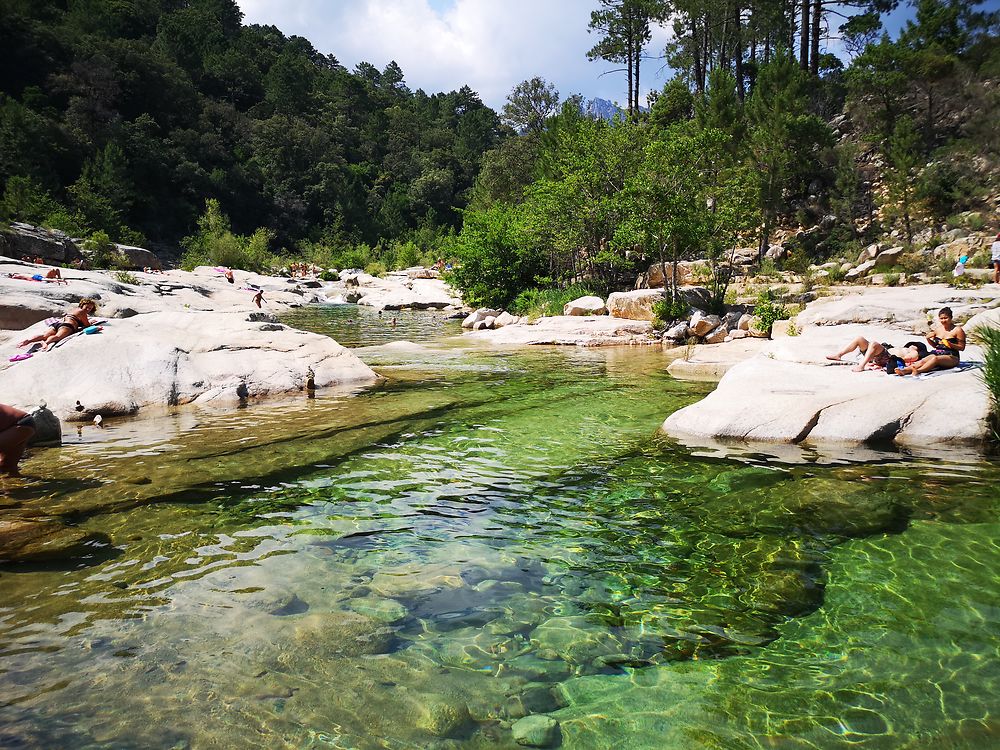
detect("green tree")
[746,50,832,258]
[588,0,667,116]
[882,115,921,245]
[501,77,559,134]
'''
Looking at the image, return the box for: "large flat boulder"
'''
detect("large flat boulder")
[661,324,991,446]
[606,289,664,321]
[796,285,998,330]
[464,315,656,346]
[0,310,379,421]
[0,223,82,264]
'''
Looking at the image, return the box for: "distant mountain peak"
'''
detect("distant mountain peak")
[582,97,647,121]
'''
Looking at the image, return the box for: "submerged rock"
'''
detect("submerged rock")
[347,596,408,623]
[0,518,97,563]
[511,714,562,747]
[416,695,473,738]
[530,616,622,666]
[290,611,396,655]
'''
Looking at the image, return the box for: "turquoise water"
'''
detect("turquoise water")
[0,307,997,749]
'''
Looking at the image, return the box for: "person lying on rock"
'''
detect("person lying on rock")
[827,337,928,373]
[896,307,966,376]
[826,336,894,372]
[0,404,35,477]
[45,268,67,284]
[17,298,98,350]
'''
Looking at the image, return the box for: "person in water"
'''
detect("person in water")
[0,404,36,476]
[896,307,966,376]
[17,298,97,350]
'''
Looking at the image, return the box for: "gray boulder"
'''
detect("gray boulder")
[27,406,61,446]
[0,224,81,264]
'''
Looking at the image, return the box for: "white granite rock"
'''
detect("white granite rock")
[662,323,991,446]
[563,296,606,316]
[606,289,663,321]
[0,310,378,422]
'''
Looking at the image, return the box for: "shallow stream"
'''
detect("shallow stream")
[1,304,998,749]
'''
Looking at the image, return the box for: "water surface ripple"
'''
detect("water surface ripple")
[0,308,997,749]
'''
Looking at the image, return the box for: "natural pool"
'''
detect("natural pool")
[1,305,998,749]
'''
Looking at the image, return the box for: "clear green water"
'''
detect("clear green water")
[0,307,998,749]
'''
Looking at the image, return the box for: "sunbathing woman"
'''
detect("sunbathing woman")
[826,336,892,372]
[895,307,966,376]
[17,298,98,350]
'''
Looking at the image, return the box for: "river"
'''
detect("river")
[1,304,997,749]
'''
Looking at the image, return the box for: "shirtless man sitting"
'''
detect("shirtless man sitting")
[0,404,36,476]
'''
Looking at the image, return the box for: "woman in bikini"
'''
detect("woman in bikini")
[17,298,98,350]
[895,306,966,376]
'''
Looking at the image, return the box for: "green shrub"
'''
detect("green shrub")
[884,272,901,287]
[113,270,140,285]
[826,265,846,283]
[753,289,788,335]
[975,325,1000,439]
[757,257,780,279]
[83,231,128,269]
[181,199,277,272]
[320,269,339,282]
[651,296,690,328]
[42,210,89,237]
[509,284,601,319]
[364,261,387,277]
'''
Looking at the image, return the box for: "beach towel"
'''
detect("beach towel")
[915,361,982,379]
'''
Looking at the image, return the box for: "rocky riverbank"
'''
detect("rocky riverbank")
[662,285,1000,447]
[0,258,457,425]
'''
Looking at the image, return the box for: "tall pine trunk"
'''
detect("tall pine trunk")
[799,0,810,70]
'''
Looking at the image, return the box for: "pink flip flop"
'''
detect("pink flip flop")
[9,353,32,362]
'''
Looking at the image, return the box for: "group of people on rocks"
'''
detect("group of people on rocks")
[827,306,966,376]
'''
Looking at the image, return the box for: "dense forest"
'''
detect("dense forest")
[0,0,505,267]
[452,0,1000,309]
[1,0,998,300]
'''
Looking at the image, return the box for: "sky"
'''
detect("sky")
[236,1,1000,112]
[236,0,675,110]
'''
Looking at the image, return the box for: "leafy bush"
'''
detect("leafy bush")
[884,272,900,287]
[364,261,387,277]
[42,209,89,237]
[113,270,140,285]
[975,325,1000,439]
[510,284,600,319]
[320,269,339,282]
[651,296,690,328]
[756,257,780,279]
[826,265,846,283]
[752,289,788,335]
[83,231,128,269]
[181,199,277,272]
[449,204,544,309]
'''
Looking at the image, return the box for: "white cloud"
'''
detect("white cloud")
[236,0,674,109]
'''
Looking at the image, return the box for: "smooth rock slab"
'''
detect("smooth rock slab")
[662,324,991,446]
[0,310,378,421]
